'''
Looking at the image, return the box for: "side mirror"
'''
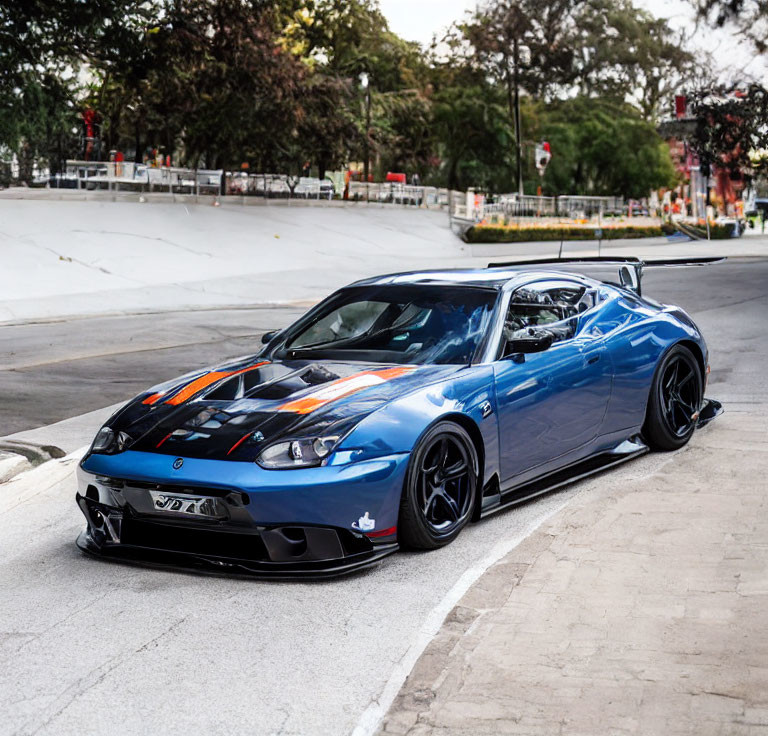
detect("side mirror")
[504,331,553,357]
[619,265,640,293]
[261,330,280,344]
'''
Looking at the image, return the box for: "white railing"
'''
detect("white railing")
[347,182,451,209]
[47,165,628,223]
[227,173,333,199]
[453,192,627,223]
[60,161,223,195]
[225,173,453,210]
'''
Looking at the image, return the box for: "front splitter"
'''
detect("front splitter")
[76,529,399,581]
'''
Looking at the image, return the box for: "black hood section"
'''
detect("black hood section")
[103,357,460,462]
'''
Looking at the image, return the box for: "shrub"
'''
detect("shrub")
[464,224,664,243]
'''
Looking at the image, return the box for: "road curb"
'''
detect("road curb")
[0,440,66,484]
[0,452,31,483]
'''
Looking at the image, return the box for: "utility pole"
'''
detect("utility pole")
[360,72,371,184]
[513,38,523,196]
[504,40,524,197]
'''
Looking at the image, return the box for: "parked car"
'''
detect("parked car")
[76,257,722,578]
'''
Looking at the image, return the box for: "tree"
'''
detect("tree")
[535,98,677,197]
[85,0,309,170]
[462,0,584,101]
[573,0,705,121]
[691,0,768,53]
[687,84,768,181]
[0,1,154,177]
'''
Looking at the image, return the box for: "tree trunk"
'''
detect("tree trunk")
[448,156,459,190]
[134,121,142,164]
[18,141,34,185]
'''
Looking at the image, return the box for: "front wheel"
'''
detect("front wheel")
[398,422,478,550]
[643,344,703,451]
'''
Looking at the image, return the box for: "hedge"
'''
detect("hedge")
[465,224,663,243]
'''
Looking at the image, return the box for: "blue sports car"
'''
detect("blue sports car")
[76,257,722,577]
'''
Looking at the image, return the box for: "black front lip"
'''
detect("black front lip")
[696,397,723,428]
[76,529,398,580]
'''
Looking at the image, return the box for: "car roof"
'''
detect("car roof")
[349,267,600,291]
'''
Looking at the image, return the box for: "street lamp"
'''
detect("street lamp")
[512,43,530,197]
[360,72,371,184]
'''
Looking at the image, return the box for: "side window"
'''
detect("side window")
[500,280,586,356]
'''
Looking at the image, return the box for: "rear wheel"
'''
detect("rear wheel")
[398,422,478,550]
[643,345,703,451]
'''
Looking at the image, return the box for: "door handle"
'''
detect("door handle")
[587,354,600,364]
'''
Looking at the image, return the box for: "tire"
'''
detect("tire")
[643,344,703,451]
[398,422,478,550]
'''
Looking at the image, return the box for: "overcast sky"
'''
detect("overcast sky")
[378,0,767,84]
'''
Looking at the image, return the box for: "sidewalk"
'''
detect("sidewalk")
[377,411,768,736]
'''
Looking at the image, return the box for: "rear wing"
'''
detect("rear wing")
[486,256,725,296]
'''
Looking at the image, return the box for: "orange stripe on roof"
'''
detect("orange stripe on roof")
[142,392,165,405]
[277,366,415,414]
[165,361,269,406]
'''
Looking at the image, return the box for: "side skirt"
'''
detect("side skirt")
[480,437,649,519]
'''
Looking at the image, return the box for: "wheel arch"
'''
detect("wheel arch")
[440,411,484,471]
[643,339,706,424]
[397,412,486,548]
[438,412,486,519]
[642,339,704,450]
[676,339,706,384]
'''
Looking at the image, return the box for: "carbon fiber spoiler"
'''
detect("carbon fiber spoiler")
[486,256,726,296]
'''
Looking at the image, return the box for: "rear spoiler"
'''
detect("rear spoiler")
[486,256,726,296]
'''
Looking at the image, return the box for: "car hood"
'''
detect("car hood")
[101,356,463,462]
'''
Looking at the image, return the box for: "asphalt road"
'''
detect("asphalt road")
[0,307,304,436]
[0,258,766,736]
[1,258,766,436]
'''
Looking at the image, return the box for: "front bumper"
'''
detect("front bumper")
[75,450,408,578]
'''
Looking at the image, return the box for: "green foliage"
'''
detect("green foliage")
[465,224,665,242]
[430,82,515,190]
[692,0,768,53]
[688,84,768,182]
[574,0,706,121]
[534,98,678,197]
[0,0,700,193]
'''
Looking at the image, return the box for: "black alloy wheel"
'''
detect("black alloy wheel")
[398,422,478,549]
[644,344,703,451]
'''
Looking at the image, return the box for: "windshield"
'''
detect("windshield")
[275,285,497,365]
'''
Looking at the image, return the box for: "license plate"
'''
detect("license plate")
[148,490,224,519]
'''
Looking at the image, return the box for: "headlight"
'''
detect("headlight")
[90,426,133,455]
[257,436,339,469]
[91,427,115,453]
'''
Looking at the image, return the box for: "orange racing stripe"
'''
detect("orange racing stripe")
[142,392,165,405]
[165,361,269,406]
[276,366,415,414]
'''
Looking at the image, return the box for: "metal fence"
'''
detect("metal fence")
[453,192,626,223]
[226,173,334,199]
[224,173,454,210]
[27,164,629,223]
[347,182,451,209]
[54,161,223,195]
[556,195,624,218]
